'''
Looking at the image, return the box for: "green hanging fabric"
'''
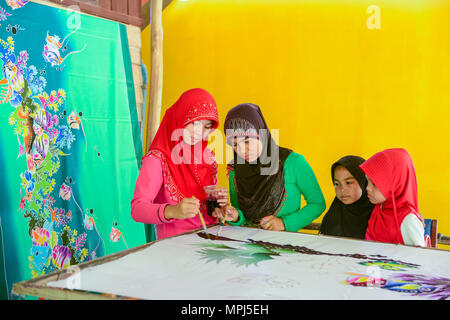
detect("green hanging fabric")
[0,1,147,299]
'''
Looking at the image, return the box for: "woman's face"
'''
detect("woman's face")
[232,136,263,162]
[333,165,363,205]
[183,120,214,145]
[365,175,387,204]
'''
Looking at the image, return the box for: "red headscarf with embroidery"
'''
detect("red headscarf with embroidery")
[360,148,423,244]
[144,88,219,202]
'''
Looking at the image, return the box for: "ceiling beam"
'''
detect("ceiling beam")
[141,0,172,30]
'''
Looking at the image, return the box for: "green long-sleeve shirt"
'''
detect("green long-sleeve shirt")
[227,152,326,232]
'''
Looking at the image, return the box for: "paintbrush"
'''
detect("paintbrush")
[198,210,210,237]
[216,195,230,237]
[193,196,210,238]
[216,215,226,237]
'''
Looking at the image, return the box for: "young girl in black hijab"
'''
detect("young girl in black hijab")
[319,156,374,239]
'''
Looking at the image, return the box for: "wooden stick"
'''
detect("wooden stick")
[144,0,163,153]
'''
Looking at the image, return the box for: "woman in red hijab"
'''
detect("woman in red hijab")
[131,88,227,240]
[359,148,425,246]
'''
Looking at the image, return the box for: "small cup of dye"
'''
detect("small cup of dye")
[203,185,226,216]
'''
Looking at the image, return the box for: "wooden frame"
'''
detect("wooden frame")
[12,224,449,300]
[438,233,450,246]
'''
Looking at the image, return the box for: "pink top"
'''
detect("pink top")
[131,154,217,240]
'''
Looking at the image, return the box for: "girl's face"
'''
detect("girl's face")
[183,120,214,145]
[232,136,263,162]
[333,166,363,205]
[365,175,387,204]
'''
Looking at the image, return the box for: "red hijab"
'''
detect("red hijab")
[360,148,423,244]
[144,88,219,203]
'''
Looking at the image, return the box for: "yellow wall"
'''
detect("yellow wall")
[142,0,450,249]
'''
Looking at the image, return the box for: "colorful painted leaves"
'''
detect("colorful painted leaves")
[196,242,284,267]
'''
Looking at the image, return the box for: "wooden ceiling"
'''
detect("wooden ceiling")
[44,0,171,28]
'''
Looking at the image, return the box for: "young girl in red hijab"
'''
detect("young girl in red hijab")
[359,148,425,246]
[131,88,227,240]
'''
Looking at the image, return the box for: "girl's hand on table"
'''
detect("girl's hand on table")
[259,215,285,231]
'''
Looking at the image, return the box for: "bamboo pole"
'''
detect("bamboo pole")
[144,0,163,153]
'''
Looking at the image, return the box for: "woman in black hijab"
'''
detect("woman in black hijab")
[319,156,374,239]
[214,103,326,232]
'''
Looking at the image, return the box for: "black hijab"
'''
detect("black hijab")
[224,103,292,224]
[319,156,374,239]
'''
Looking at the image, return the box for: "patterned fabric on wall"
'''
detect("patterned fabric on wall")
[0,0,147,299]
